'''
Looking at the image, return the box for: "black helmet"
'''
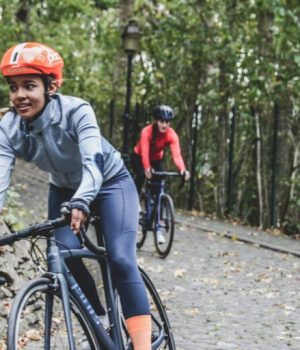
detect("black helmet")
[153,105,174,121]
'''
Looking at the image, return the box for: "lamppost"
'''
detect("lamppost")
[121,19,141,168]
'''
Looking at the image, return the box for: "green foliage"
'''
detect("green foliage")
[1,0,300,230]
[2,186,26,230]
[133,0,300,229]
[0,0,124,141]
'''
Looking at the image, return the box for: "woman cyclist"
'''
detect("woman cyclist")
[132,105,190,243]
[0,42,151,350]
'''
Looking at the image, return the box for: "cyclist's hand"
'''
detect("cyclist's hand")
[71,208,87,234]
[181,169,190,181]
[145,168,152,179]
[64,198,90,234]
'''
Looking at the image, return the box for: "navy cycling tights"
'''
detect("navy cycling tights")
[48,168,150,319]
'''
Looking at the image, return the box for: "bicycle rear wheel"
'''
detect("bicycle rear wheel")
[154,194,175,258]
[7,277,99,350]
[114,268,176,350]
[137,193,148,249]
[140,267,176,349]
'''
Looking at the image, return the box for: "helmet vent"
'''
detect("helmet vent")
[12,52,19,63]
[10,43,26,64]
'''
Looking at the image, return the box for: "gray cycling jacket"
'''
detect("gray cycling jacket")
[0,93,123,212]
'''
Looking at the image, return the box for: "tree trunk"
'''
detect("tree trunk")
[253,107,264,228]
[290,140,300,200]
[217,60,229,217]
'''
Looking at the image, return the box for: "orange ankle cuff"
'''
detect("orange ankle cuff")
[126,314,151,333]
[126,315,151,350]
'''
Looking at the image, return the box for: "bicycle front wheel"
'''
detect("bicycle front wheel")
[154,194,175,258]
[7,277,99,350]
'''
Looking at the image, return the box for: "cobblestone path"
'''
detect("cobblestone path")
[10,159,300,350]
[138,226,300,350]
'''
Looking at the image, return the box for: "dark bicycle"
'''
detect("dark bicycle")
[0,213,176,349]
[137,171,183,259]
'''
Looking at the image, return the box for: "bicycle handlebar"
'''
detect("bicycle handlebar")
[79,217,106,255]
[0,215,106,256]
[150,170,186,189]
[0,216,68,246]
[151,171,181,177]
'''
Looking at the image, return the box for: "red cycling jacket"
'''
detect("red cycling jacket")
[134,124,186,172]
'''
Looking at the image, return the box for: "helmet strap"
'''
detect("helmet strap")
[41,75,54,104]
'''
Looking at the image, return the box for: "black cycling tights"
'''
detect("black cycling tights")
[48,167,150,319]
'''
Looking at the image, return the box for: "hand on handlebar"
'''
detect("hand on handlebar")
[60,201,89,234]
[145,168,152,179]
[70,208,87,234]
[180,169,190,182]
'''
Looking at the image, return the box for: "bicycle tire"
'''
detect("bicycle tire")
[137,193,148,249]
[113,268,176,350]
[140,267,176,349]
[7,277,100,350]
[154,193,175,258]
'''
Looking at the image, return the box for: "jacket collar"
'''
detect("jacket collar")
[20,98,57,134]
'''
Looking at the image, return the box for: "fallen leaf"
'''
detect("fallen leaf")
[174,268,186,278]
[25,329,42,341]
[0,340,6,350]
[184,308,199,316]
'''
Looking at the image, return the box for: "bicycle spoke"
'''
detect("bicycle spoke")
[10,281,98,350]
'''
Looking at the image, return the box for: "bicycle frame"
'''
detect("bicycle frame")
[137,171,182,258]
[1,216,176,350]
[144,179,166,232]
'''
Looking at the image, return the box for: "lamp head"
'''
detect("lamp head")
[122,20,141,54]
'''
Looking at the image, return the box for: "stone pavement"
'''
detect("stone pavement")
[176,212,300,257]
[139,218,300,350]
[7,159,300,349]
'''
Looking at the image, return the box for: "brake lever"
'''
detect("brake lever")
[78,217,93,248]
[78,227,86,248]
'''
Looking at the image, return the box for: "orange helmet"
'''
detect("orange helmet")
[0,42,64,87]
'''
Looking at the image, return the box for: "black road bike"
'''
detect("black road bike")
[0,214,176,349]
[137,171,183,259]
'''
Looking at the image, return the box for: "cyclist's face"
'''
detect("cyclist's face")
[157,119,170,133]
[8,74,55,120]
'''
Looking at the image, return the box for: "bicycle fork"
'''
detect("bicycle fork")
[47,246,77,350]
